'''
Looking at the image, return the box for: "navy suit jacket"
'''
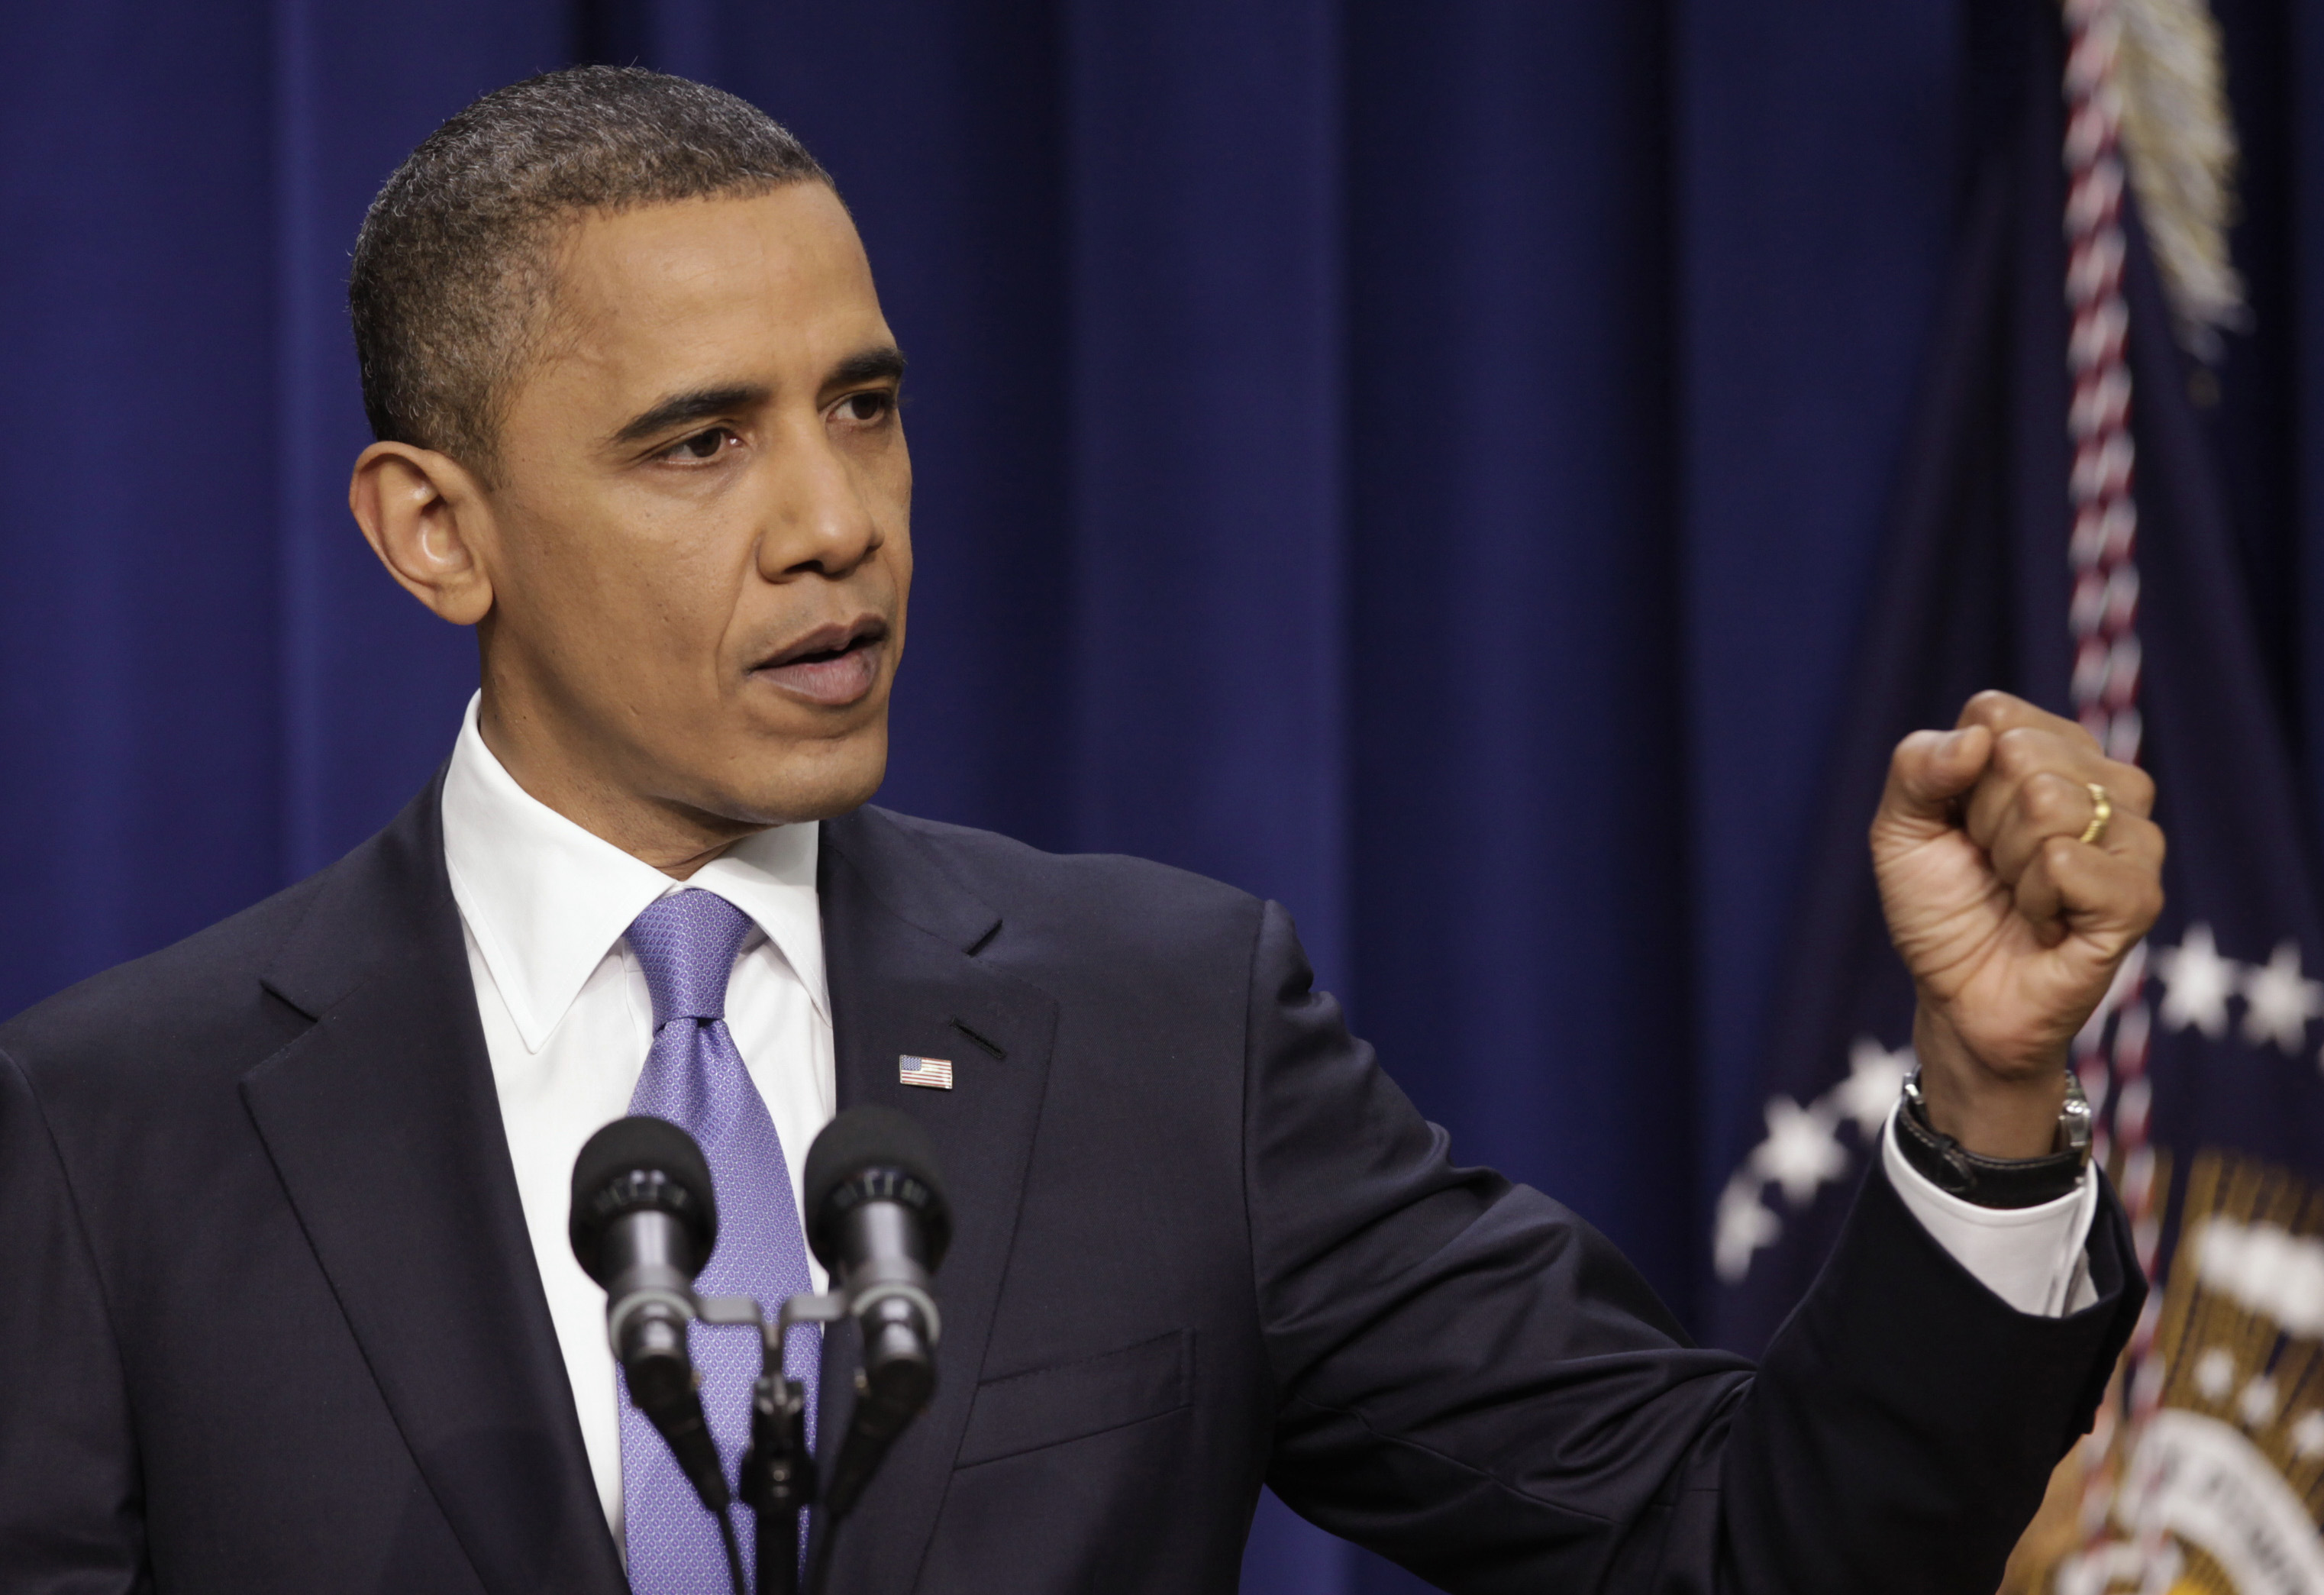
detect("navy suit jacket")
[0,780,2142,1593]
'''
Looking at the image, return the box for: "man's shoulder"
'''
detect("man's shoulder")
[1,870,326,1089]
[1,784,443,1098]
[852,806,1257,907]
[831,806,1278,977]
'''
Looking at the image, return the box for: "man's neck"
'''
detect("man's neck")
[474,693,761,880]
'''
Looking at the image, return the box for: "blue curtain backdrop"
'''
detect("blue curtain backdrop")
[2,2,2319,1590]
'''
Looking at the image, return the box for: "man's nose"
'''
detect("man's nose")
[755,418,883,580]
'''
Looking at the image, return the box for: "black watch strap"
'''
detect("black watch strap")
[1893,1070,2093,1209]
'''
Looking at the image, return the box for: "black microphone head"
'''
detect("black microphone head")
[569,1115,718,1285]
[804,1106,952,1273]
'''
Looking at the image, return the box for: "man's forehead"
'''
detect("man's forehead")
[547,186,882,368]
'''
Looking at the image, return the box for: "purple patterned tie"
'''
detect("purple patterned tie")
[621,889,818,1592]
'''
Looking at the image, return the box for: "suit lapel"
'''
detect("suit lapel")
[815,809,1057,1593]
[240,782,624,1595]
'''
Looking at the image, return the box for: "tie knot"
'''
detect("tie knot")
[625,890,755,1028]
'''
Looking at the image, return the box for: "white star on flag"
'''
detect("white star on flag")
[2240,1374,2282,1429]
[2241,941,2324,1055]
[1751,1098,1848,1209]
[1832,1038,1912,1140]
[1713,1175,1780,1284]
[2155,922,2240,1039]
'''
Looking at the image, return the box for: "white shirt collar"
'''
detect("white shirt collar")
[440,693,828,1052]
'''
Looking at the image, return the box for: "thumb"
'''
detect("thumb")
[1874,725,1992,845]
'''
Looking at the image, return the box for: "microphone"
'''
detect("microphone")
[570,1116,729,1514]
[801,1106,952,1520]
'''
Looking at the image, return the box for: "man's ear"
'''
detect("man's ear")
[349,441,497,626]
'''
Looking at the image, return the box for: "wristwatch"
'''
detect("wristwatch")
[1894,1068,2093,1209]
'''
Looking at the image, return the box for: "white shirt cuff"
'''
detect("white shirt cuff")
[1881,1105,2099,1316]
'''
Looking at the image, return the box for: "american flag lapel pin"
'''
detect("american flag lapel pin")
[899,1054,954,1090]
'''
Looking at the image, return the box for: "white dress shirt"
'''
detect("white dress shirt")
[435,690,2100,1544]
[1883,1108,2099,1315]
[441,696,834,1542]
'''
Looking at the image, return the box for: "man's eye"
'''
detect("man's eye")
[663,427,736,462]
[834,392,892,424]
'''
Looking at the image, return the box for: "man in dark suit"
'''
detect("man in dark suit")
[0,68,2164,1593]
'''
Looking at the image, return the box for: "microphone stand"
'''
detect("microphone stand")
[742,1368,808,1595]
[697,1286,922,1595]
[730,1293,846,1595]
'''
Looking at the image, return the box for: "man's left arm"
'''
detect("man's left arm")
[1244,893,2145,1593]
[1254,689,2161,1591]
[1719,688,2161,1583]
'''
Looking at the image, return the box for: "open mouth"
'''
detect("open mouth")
[751,615,889,707]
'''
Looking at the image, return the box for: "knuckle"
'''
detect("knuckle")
[1951,688,2008,725]
[1963,689,2016,724]
[1991,726,2043,777]
[2020,773,2076,825]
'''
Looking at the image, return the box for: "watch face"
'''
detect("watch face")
[2061,1075,2095,1163]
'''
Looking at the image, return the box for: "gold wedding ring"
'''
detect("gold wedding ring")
[2078,783,2113,847]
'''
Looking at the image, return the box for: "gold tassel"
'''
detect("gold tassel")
[2112,0,2248,362]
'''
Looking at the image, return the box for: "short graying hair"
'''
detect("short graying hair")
[349,66,830,476]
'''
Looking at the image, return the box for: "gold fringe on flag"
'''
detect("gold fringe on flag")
[2112,0,2247,361]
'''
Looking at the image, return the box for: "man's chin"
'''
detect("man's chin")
[709,732,889,828]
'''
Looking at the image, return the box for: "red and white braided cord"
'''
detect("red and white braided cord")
[2062,0,2164,1562]
[2065,0,2142,768]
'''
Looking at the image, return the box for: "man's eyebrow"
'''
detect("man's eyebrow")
[607,383,771,449]
[604,349,905,451]
[828,345,907,389]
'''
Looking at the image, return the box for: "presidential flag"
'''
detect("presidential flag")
[1705,5,2324,1587]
